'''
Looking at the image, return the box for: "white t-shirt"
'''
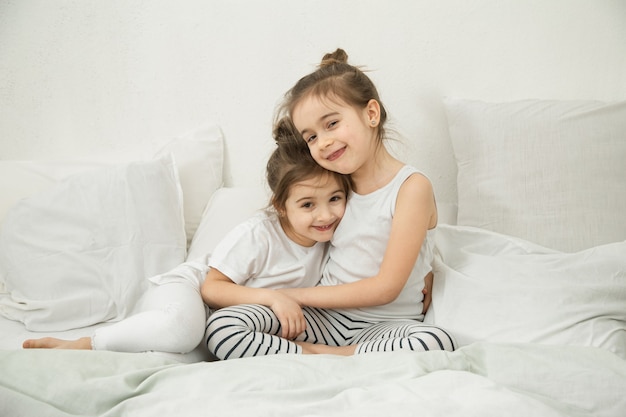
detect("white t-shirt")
[209,211,328,289]
[320,165,435,322]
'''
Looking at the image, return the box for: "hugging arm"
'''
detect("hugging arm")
[279,174,436,310]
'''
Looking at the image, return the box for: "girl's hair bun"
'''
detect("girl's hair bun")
[273,116,300,145]
[320,48,349,68]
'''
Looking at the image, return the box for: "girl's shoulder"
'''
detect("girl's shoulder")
[396,166,437,227]
[397,165,433,193]
[237,210,283,235]
[385,165,433,198]
[218,210,279,244]
[397,161,432,188]
[398,164,430,182]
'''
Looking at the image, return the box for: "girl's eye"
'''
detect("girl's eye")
[306,135,317,143]
[301,202,313,209]
[328,121,337,129]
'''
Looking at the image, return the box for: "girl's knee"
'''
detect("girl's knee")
[408,325,456,351]
[160,302,205,353]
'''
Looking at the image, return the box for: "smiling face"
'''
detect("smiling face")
[281,172,347,247]
[292,95,380,176]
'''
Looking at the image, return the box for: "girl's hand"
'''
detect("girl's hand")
[270,292,307,340]
[422,271,433,315]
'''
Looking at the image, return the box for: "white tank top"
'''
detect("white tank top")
[320,165,435,321]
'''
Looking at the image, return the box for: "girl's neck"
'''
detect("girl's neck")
[351,146,403,195]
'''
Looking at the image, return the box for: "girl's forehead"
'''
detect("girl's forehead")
[295,93,349,113]
[289,173,341,195]
[293,95,352,130]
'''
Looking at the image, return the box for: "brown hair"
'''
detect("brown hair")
[266,117,352,213]
[277,48,388,146]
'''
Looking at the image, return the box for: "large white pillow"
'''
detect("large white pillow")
[0,156,187,331]
[0,123,223,248]
[444,98,626,252]
[154,123,224,247]
[186,187,269,262]
[425,224,626,359]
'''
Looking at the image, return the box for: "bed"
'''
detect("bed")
[1,98,625,416]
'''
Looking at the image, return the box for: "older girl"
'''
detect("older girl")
[273,48,455,355]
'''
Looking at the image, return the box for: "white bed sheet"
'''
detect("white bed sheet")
[1,342,624,417]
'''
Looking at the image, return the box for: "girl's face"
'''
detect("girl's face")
[292,95,379,176]
[281,173,347,247]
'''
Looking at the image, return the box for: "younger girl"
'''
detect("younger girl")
[272,48,455,355]
[201,118,351,352]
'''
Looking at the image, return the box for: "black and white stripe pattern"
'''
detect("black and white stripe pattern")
[206,304,456,360]
[205,304,300,359]
[350,321,456,353]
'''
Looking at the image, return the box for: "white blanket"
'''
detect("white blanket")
[426,225,626,359]
[1,342,624,417]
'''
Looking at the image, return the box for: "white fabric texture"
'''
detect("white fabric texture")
[0,160,111,226]
[148,260,211,292]
[187,187,269,261]
[425,224,626,359]
[91,280,205,354]
[208,211,326,289]
[154,123,224,247]
[2,343,625,417]
[0,156,187,331]
[0,124,224,249]
[445,98,626,252]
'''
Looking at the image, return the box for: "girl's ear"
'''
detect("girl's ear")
[274,204,286,217]
[271,197,282,215]
[365,99,381,126]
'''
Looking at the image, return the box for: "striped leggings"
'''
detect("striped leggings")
[205,304,456,360]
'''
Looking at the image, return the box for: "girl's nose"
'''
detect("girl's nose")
[316,205,333,221]
[318,132,333,149]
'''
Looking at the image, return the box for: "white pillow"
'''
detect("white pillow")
[0,156,187,331]
[0,123,224,248]
[0,161,110,227]
[425,224,626,359]
[186,187,269,262]
[444,98,626,252]
[154,123,224,247]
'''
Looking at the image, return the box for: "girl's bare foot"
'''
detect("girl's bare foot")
[296,341,356,356]
[22,336,92,350]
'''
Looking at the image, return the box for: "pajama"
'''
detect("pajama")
[91,261,209,354]
[206,304,456,360]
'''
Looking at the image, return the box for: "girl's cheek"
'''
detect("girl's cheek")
[311,152,324,165]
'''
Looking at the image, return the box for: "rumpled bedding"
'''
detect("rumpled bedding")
[1,342,624,417]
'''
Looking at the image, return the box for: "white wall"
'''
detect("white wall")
[1,0,625,204]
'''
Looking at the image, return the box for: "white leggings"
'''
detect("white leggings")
[91,263,208,354]
[206,304,456,360]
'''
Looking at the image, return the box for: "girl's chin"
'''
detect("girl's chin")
[321,161,351,175]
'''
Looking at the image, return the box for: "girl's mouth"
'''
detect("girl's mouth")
[314,223,334,232]
[327,147,345,162]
